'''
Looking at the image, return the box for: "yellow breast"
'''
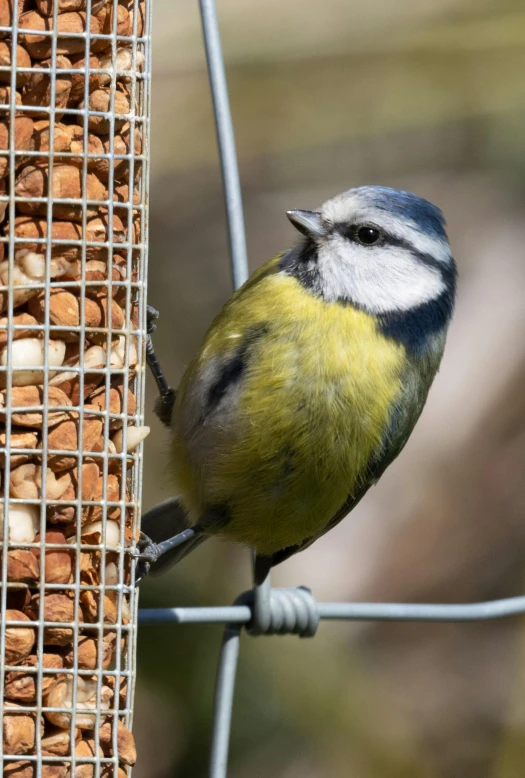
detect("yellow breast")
[171,266,405,555]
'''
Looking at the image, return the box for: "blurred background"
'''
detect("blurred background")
[134,0,525,775]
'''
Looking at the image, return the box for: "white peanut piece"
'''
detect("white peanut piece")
[0,337,65,386]
[0,502,39,543]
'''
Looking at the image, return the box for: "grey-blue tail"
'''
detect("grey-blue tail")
[140,498,207,576]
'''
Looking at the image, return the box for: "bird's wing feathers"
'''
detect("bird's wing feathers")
[173,255,283,438]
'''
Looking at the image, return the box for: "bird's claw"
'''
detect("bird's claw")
[135,531,162,562]
[132,531,162,583]
[146,305,160,335]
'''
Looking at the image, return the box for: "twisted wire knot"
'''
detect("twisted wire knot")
[236,586,320,638]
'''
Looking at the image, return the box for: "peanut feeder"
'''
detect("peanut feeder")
[0,0,150,774]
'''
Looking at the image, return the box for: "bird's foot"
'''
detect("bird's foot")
[132,532,163,583]
[146,305,159,335]
[132,528,199,583]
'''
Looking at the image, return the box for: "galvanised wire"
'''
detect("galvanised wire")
[198,0,248,290]
[0,0,20,770]
[37,1,59,772]
[0,2,151,776]
[135,3,525,778]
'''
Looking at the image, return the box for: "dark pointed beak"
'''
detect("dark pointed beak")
[286,209,325,239]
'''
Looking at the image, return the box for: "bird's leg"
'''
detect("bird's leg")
[145,305,170,396]
[146,305,177,426]
[133,527,199,583]
[253,554,273,587]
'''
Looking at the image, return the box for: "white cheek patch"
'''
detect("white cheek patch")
[317,237,446,314]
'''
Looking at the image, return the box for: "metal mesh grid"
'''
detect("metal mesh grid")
[136,3,525,778]
[0,0,150,775]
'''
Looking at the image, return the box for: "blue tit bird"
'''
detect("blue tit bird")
[138,185,456,582]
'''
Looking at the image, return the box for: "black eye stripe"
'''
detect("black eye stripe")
[383,234,451,273]
[332,222,449,271]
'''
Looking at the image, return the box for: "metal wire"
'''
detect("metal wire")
[208,626,242,777]
[0,2,150,775]
[133,2,525,777]
[139,595,525,626]
[199,0,248,290]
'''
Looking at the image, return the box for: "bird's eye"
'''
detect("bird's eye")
[356,226,381,246]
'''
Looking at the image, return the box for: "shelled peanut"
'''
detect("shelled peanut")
[0,0,147,772]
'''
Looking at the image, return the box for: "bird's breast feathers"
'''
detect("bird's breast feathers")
[170,259,440,554]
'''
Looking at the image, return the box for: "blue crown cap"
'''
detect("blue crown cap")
[353,186,448,241]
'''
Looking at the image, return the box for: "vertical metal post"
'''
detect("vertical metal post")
[209,626,242,778]
[198,1,252,775]
[199,0,249,290]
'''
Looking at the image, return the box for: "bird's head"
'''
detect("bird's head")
[285,186,456,319]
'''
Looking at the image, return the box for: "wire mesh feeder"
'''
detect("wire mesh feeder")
[0,0,150,775]
[136,3,525,778]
